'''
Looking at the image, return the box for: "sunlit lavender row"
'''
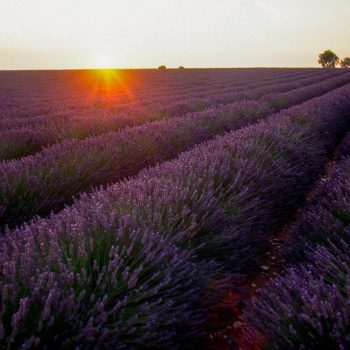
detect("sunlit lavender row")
[0,69,309,128]
[1,71,350,230]
[0,69,327,158]
[0,69,345,160]
[0,69,319,134]
[1,76,350,348]
[0,69,333,133]
[0,69,326,121]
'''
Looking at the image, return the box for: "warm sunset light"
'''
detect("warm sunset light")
[82,68,136,102]
[94,69,120,87]
[1,0,350,348]
[1,0,349,69]
[96,54,113,69]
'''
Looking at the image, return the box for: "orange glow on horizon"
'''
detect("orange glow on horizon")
[77,69,137,106]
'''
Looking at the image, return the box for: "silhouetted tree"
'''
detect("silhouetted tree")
[178,66,185,69]
[340,57,350,68]
[158,65,166,70]
[318,50,339,68]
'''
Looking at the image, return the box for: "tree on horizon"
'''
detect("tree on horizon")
[340,57,350,68]
[318,50,339,68]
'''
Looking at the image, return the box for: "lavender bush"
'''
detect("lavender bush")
[284,141,350,263]
[247,245,350,349]
[1,82,350,347]
[245,130,350,349]
[0,68,325,126]
[1,73,350,229]
[0,225,207,349]
[0,69,345,161]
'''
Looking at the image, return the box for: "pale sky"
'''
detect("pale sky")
[0,0,349,69]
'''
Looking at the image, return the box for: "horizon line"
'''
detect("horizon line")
[0,66,325,72]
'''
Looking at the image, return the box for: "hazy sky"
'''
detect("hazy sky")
[0,0,349,69]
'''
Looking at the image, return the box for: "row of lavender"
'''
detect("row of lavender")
[1,84,350,348]
[2,72,350,229]
[1,69,274,106]
[124,70,336,115]
[0,69,321,121]
[0,72,318,130]
[246,132,350,349]
[1,69,314,159]
[93,69,326,111]
[0,69,306,127]
[0,70,346,161]
[0,71,336,130]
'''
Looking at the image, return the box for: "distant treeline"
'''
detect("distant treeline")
[318,50,350,68]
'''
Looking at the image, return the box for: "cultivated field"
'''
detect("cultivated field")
[1,68,350,349]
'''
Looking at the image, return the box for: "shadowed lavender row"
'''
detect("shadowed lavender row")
[247,246,350,349]
[1,72,350,229]
[0,69,344,161]
[1,84,350,348]
[285,134,350,263]
[245,134,350,349]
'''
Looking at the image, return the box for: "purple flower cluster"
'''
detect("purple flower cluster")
[1,72,350,229]
[247,246,350,349]
[1,81,350,347]
[286,156,350,262]
[2,69,311,132]
[0,69,346,161]
[0,68,326,124]
[245,133,350,348]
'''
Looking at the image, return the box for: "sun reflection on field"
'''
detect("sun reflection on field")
[93,69,126,94]
[80,69,136,105]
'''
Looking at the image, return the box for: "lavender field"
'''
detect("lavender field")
[1,68,350,349]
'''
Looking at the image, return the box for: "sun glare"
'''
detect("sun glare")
[96,54,112,69]
[80,68,136,103]
[92,69,121,94]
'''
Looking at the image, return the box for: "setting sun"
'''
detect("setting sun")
[96,54,113,68]
[1,0,349,69]
[1,0,350,348]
